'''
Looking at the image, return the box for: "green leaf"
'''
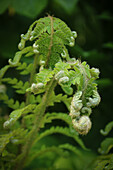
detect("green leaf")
[59,143,81,156]
[100,121,113,136]
[3,104,36,128]
[25,145,68,166]
[98,138,113,154]
[47,92,72,110]
[0,65,11,80]
[33,126,86,150]
[11,0,48,18]
[42,112,72,127]
[0,0,11,14]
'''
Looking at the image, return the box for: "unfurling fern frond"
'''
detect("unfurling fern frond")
[0,15,100,170]
[17,16,77,68]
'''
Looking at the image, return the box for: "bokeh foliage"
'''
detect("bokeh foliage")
[0,0,113,169]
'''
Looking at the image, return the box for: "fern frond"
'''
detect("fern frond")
[18,16,77,68]
[100,121,113,136]
[16,62,33,75]
[8,46,33,67]
[2,78,30,94]
[3,104,36,128]
[26,143,81,167]
[47,92,72,110]
[0,93,25,109]
[42,112,72,127]
[0,65,11,81]
[59,143,81,156]
[33,126,86,150]
[25,145,68,167]
[0,128,27,154]
[27,69,54,94]
[98,138,113,154]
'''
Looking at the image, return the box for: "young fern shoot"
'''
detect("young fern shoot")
[0,15,100,169]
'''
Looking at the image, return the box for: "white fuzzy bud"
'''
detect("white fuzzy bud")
[55,70,65,80]
[72,116,92,135]
[71,36,74,41]
[31,83,44,93]
[61,50,67,58]
[59,76,69,84]
[18,43,23,50]
[40,60,45,65]
[70,106,80,119]
[29,36,34,41]
[69,41,75,47]
[21,34,24,38]
[37,83,44,88]
[86,90,101,107]
[72,31,77,38]
[90,67,100,77]
[33,49,39,54]
[33,43,39,49]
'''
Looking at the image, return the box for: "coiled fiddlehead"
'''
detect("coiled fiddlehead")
[69,61,101,135]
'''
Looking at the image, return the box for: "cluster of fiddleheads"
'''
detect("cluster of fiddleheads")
[0,15,100,169]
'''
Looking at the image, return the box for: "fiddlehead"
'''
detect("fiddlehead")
[0,15,101,170]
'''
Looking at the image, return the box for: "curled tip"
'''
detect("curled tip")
[72,116,92,135]
[55,70,65,80]
[18,43,24,50]
[59,76,69,84]
[29,36,34,41]
[3,120,10,128]
[69,41,75,47]
[21,34,24,38]
[40,60,45,65]
[61,50,67,58]
[81,107,92,116]
[33,49,39,54]
[33,43,39,49]
[71,36,74,41]
[72,31,77,38]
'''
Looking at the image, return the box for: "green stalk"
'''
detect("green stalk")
[25,54,39,105]
[15,78,57,170]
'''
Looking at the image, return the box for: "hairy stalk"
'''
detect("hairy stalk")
[45,15,54,68]
[15,78,57,170]
[25,54,39,105]
[79,62,89,103]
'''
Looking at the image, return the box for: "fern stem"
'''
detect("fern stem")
[15,78,57,170]
[25,54,39,105]
[45,15,54,68]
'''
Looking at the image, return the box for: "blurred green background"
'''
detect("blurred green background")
[0,0,113,167]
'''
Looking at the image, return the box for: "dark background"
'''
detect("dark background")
[0,0,113,168]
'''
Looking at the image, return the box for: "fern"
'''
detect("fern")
[2,78,29,94]
[0,15,100,170]
[92,121,113,170]
[0,93,25,109]
[32,126,86,150]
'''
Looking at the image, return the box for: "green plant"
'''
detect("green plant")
[0,15,100,170]
[88,121,113,170]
